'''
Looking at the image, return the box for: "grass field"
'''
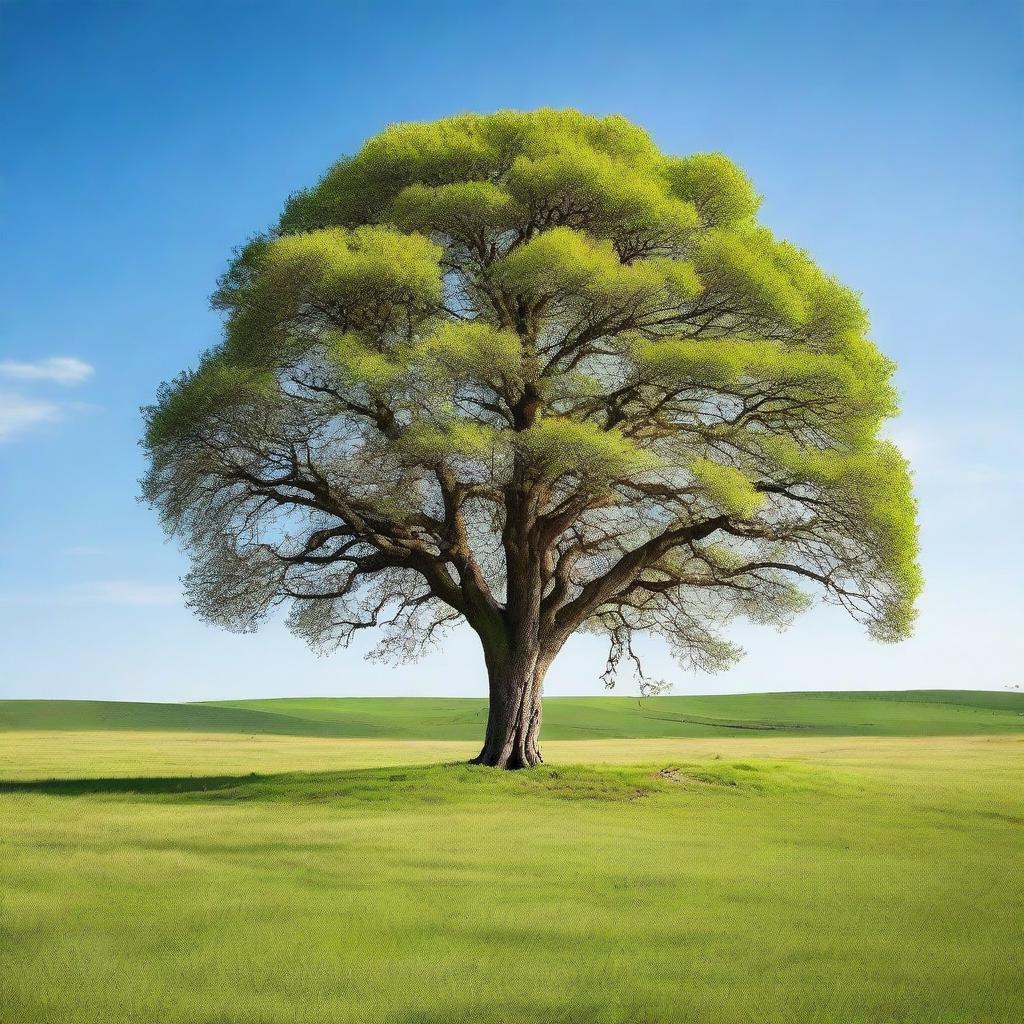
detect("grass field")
[3,688,1024,738]
[2,693,1023,1023]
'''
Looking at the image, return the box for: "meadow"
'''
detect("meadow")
[1,692,1022,1023]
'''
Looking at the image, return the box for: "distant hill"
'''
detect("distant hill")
[2,691,1023,739]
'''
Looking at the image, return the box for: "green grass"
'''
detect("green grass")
[1,727,1023,1023]
[3,688,1024,739]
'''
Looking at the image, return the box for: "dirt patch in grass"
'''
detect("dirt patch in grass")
[658,766,740,787]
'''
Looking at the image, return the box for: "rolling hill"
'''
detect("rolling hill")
[2,690,1022,739]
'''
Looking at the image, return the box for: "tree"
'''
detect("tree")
[143,109,920,768]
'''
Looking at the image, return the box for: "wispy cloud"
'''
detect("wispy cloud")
[0,356,94,385]
[0,356,96,442]
[0,392,61,441]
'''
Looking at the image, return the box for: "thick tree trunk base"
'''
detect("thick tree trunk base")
[469,735,543,770]
[470,663,545,769]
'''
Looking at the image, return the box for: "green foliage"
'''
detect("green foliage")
[689,459,763,519]
[143,357,276,448]
[396,419,498,465]
[266,226,442,307]
[324,332,406,395]
[663,152,761,226]
[503,144,699,243]
[219,226,443,366]
[634,334,897,449]
[279,108,665,232]
[418,321,524,388]
[392,180,524,237]
[757,435,921,639]
[517,418,661,483]
[490,226,695,306]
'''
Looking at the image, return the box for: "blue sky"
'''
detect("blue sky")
[1,0,1021,700]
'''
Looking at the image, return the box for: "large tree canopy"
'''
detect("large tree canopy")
[143,109,920,767]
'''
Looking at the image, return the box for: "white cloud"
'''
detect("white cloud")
[0,357,96,442]
[0,392,60,441]
[0,356,94,385]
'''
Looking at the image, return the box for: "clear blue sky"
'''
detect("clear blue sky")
[1,0,1021,700]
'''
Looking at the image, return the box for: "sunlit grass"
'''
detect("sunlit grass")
[1,731,1022,1023]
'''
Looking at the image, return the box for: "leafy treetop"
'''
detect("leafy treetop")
[144,109,920,690]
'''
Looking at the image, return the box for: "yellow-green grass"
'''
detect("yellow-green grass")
[2,731,1022,1023]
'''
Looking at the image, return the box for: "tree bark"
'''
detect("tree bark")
[470,646,550,769]
[471,414,552,769]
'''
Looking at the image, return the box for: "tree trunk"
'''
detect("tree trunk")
[472,442,552,769]
[470,646,550,769]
